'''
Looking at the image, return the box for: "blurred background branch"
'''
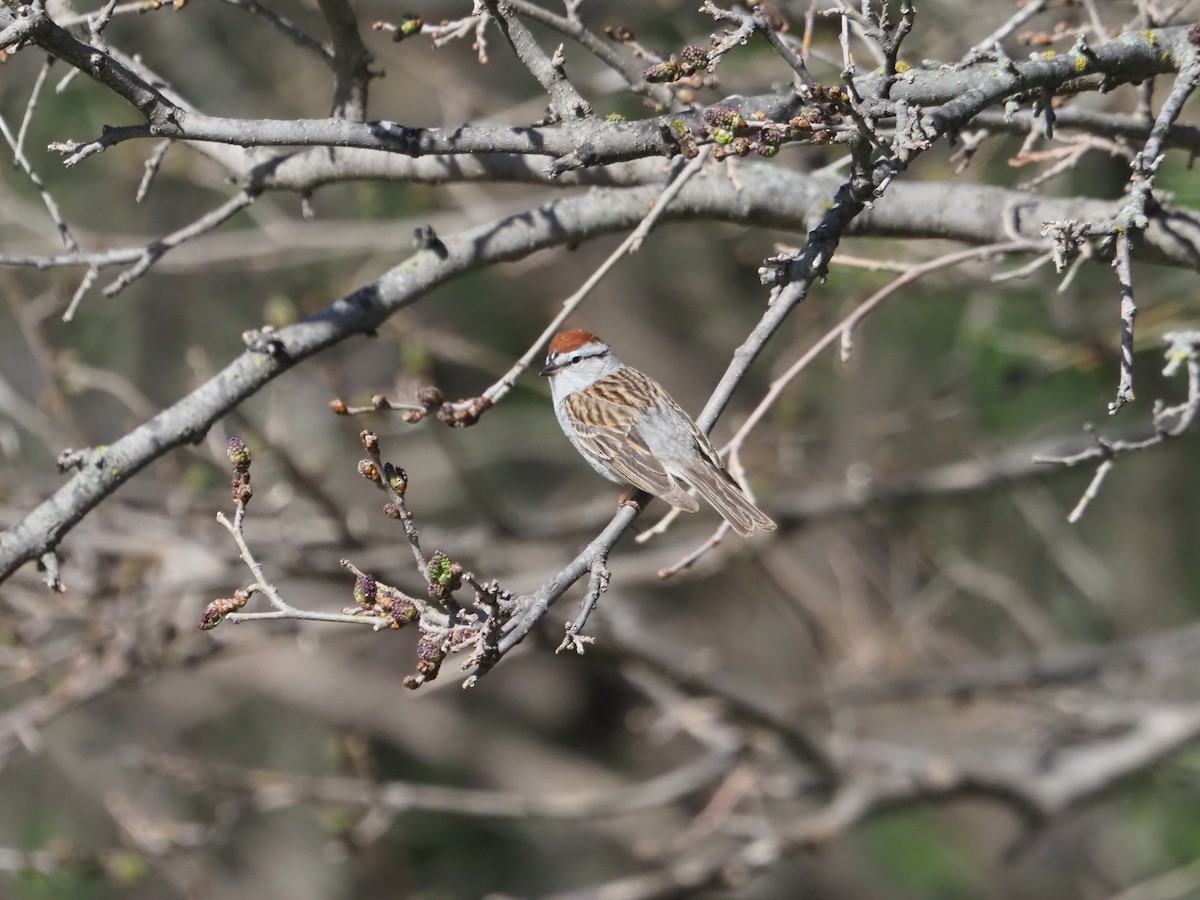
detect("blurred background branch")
[1,0,1200,897]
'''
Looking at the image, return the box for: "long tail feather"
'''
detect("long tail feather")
[658,481,700,512]
[683,467,776,537]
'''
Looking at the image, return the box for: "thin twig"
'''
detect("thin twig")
[62,265,99,322]
[0,110,79,252]
[481,0,592,122]
[138,744,735,820]
[628,145,709,251]
[454,150,712,415]
[728,242,1040,457]
[86,0,122,51]
[506,0,674,105]
[1038,331,1200,520]
[961,0,1050,64]
[214,0,329,60]
[217,512,378,627]
[701,2,812,86]
[14,55,53,161]
[1066,458,1114,523]
[1079,0,1108,43]
[1109,233,1137,413]
[135,139,171,203]
[657,522,731,579]
[557,555,608,653]
[645,241,1041,565]
[1100,50,1200,411]
[102,192,255,297]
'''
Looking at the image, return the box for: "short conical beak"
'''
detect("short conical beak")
[539,360,559,377]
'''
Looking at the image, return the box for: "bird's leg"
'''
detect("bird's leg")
[617,487,651,511]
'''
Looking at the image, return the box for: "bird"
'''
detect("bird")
[539,329,777,537]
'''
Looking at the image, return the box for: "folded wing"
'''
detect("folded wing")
[564,376,699,512]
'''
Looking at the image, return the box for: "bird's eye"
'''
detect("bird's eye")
[570,355,581,364]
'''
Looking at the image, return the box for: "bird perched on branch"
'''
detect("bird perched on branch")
[540,329,776,537]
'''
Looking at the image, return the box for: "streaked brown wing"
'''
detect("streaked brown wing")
[564,370,679,498]
[566,416,676,498]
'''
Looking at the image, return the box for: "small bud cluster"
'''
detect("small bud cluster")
[329,383,494,428]
[384,462,407,495]
[204,416,514,691]
[702,105,776,159]
[399,386,444,424]
[800,82,849,107]
[694,86,849,162]
[379,587,420,626]
[401,610,497,690]
[415,386,444,410]
[413,637,446,676]
[396,16,423,40]
[226,437,253,506]
[427,550,463,601]
[435,395,493,427]
[316,560,475,690]
[371,15,422,43]
[199,587,252,630]
[339,521,515,689]
[343,564,422,629]
[353,573,377,609]
[704,104,746,133]
[642,62,677,83]
[356,431,413,528]
[394,595,419,625]
[667,119,701,159]
[644,44,712,84]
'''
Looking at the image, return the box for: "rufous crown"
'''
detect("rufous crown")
[547,329,603,355]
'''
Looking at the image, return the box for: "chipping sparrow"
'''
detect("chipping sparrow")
[540,329,777,537]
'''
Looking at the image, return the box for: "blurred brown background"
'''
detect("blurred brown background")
[3,0,1200,897]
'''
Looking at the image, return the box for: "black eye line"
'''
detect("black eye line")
[559,346,607,365]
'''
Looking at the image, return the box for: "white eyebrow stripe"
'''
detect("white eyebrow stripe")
[568,345,607,359]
